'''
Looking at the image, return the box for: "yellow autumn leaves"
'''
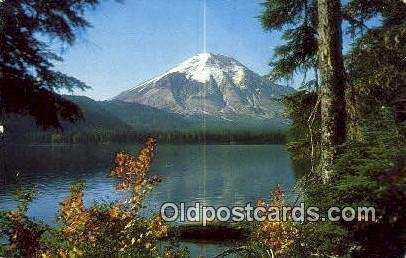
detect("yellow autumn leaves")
[111,136,161,210]
[253,184,300,256]
[56,136,168,256]
[5,137,170,257]
[4,137,300,257]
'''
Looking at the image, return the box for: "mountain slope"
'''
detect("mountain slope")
[9,53,294,141]
[63,96,193,132]
[7,96,195,143]
[99,100,194,131]
[62,96,130,131]
[114,53,294,130]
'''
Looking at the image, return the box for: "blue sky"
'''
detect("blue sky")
[53,0,287,100]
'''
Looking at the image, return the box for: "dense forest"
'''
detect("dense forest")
[257,0,405,256]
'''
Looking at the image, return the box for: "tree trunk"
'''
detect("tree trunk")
[317,0,346,182]
[346,82,362,141]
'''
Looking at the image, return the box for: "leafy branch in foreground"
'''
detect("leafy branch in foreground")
[217,185,301,257]
[251,184,300,257]
[0,137,188,257]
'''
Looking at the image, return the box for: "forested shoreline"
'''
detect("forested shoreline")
[18,129,286,145]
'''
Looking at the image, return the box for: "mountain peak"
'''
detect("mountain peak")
[178,52,245,68]
[154,52,247,85]
[114,53,294,124]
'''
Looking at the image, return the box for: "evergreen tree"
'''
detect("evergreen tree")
[0,0,102,129]
[316,0,346,182]
[260,0,406,256]
[260,0,319,87]
[302,111,405,257]
[345,1,406,127]
[260,0,405,179]
[260,0,348,181]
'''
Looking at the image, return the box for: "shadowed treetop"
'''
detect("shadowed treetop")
[259,0,405,90]
[0,0,104,129]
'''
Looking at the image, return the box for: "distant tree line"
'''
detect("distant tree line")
[22,129,286,145]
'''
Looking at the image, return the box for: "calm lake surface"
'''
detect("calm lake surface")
[0,143,298,256]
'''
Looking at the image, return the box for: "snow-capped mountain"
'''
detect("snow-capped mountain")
[114,53,294,129]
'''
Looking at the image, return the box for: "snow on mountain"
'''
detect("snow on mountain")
[114,53,294,128]
[138,53,246,87]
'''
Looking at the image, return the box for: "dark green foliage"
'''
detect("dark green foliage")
[260,0,305,28]
[343,0,406,35]
[346,24,406,117]
[270,25,318,82]
[281,91,320,162]
[0,0,100,129]
[302,112,405,256]
[344,0,406,137]
[162,240,191,258]
[260,0,406,87]
[260,0,406,256]
[260,0,318,83]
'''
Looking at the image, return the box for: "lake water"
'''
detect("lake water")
[0,143,298,256]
